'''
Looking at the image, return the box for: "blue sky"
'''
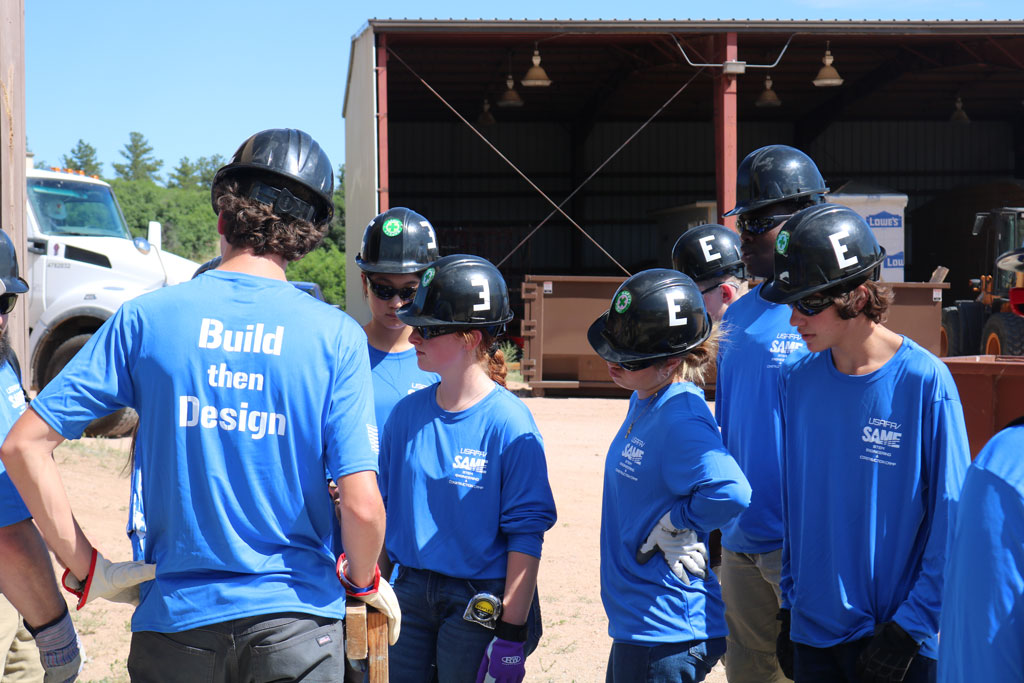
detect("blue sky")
[26,0,1022,180]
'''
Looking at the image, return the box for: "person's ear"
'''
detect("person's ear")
[464,329,483,350]
[721,282,738,304]
[216,212,226,235]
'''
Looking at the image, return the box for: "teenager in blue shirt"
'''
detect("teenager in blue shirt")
[588,269,752,683]
[379,254,557,683]
[0,230,83,682]
[355,207,441,429]
[939,247,1024,682]
[716,144,826,683]
[765,204,970,683]
[0,129,399,682]
[671,224,748,322]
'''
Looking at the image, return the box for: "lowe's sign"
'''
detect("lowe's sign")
[867,211,902,229]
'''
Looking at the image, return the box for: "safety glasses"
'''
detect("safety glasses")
[0,294,18,315]
[616,358,658,372]
[412,325,462,340]
[368,279,417,303]
[790,293,835,316]
[736,213,793,235]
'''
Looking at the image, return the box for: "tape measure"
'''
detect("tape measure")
[463,592,502,629]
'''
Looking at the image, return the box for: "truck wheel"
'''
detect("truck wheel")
[940,307,960,357]
[980,313,1024,356]
[44,334,139,438]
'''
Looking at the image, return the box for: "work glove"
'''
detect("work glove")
[61,549,156,610]
[776,608,795,679]
[475,625,527,683]
[636,512,708,584]
[855,621,920,683]
[336,554,402,645]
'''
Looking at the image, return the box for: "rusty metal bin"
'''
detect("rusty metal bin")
[942,355,1024,458]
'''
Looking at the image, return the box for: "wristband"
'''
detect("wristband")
[335,553,381,596]
[494,619,528,643]
[60,549,98,607]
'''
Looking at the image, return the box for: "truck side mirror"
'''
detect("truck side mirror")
[147,221,162,251]
[971,213,988,236]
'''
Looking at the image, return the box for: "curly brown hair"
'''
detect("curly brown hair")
[457,328,509,387]
[833,280,893,323]
[213,179,327,261]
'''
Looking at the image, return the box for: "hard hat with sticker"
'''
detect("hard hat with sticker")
[382,218,404,237]
[422,267,435,286]
[776,230,791,255]
[614,290,632,314]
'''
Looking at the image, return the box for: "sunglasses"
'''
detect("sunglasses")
[616,358,658,372]
[0,294,17,315]
[368,279,417,302]
[412,325,462,340]
[790,293,835,316]
[736,213,793,235]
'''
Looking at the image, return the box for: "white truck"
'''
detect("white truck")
[25,161,198,436]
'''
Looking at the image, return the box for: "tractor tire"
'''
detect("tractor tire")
[940,306,961,357]
[980,313,1024,357]
[44,334,139,438]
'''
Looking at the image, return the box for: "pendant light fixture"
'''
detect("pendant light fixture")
[812,41,844,87]
[521,42,552,87]
[950,96,970,123]
[755,74,782,107]
[497,54,523,108]
[477,99,496,126]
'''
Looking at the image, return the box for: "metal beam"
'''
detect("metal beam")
[376,34,390,212]
[713,33,738,228]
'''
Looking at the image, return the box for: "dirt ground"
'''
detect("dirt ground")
[52,396,726,682]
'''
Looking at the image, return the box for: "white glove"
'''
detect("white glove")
[636,512,708,584]
[336,555,402,645]
[62,549,156,609]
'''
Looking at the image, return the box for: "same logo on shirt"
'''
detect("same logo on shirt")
[859,417,903,466]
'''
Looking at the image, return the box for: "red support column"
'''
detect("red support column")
[713,32,738,231]
[376,34,390,212]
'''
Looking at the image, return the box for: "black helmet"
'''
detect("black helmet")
[761,204,886,304]
[212,128,334,225]
[0,231,28,295]
[193,256,222,278]
[588,269,711,365]
[397,254,514,331]
[724,145,828,217]
[356,207,441,274]
[672,224,745,282]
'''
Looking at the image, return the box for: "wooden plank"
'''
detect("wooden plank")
[366,609,390,683]
[345,599,368,659]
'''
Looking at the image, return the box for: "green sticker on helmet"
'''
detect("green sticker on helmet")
[422,267,435,286]
[775,230,791,255]
[382,218,403,237]
[614,290,632,314]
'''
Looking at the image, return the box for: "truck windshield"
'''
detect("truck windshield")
[27,178,132,239]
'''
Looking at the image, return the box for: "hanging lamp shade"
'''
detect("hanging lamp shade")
[477,99,496,126]
[497,75,524,107]
[813,42,844,87]
[522,47,552,87]
[756,75,781,107]
[950,96,970,123]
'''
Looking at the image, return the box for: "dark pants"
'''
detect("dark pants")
[794,641,936,683]
[606,637,726,683]
[388,566,542,683]
[127,612,345,683]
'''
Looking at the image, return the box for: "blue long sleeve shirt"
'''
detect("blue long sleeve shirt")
[778,338,969,659]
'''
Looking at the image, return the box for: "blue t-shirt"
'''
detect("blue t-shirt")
[379,383,557,579]
[601,382,751,644]
[367,344,438,431]
[31,271,379,633]
[939,423,1024,682]
[0,361,30,527]
[715,283,807,553]
[778,338,969,659]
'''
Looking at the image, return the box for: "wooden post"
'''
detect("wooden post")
[376,33,389,213]
[345,598,388,681]
[0,0,28,366]
[713,32,738,231]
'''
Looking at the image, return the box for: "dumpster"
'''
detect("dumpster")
[522,276,949,397]
[942,355,1024,458]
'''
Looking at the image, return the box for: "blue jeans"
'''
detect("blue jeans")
[794,641,936,682]
[389,567,542,683]
[606,637,726,683]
